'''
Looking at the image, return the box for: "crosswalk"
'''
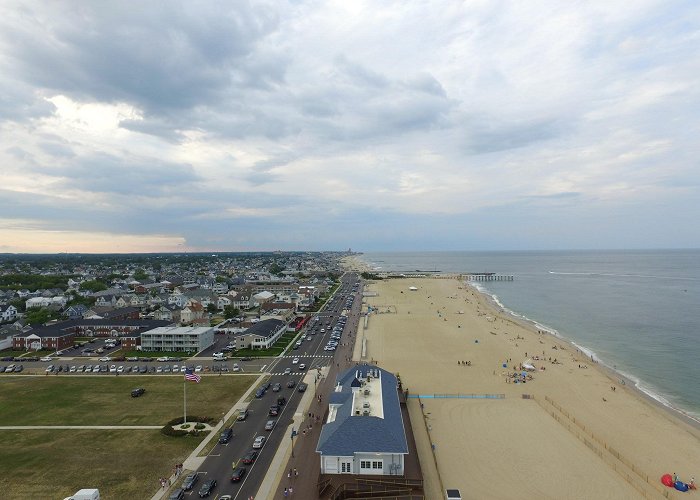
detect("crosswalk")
[281,354,333,358]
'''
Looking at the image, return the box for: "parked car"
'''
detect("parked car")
[219,428,233,444]
[236,409,249,421]
[198,478,217,497]
[182,472,199,491]
[252,435,266,449]
[45,365,55,373]
[242,450,258,464]
[230,467,246,482]
[131,388,145,397]
[168,488,185,500]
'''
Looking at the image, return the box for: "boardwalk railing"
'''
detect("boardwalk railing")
[407,393,505,399]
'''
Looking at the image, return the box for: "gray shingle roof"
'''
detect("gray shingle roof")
[316,365,408,456]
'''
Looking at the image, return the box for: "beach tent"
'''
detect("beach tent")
[523,363,536,371]
[409,286,418,291]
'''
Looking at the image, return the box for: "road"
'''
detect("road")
[185,272,363,499]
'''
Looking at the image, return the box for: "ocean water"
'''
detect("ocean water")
[359,250,700,421]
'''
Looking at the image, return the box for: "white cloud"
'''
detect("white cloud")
[0,0,699,251]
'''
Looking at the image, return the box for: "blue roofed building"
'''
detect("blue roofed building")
[316,364,408,475]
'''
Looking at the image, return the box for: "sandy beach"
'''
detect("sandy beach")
[350,275,700,499]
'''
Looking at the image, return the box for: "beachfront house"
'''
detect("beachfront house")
[316,365,408,476]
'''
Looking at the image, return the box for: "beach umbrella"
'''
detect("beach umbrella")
[661,474,673,487]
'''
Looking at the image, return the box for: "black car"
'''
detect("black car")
[241,450,258,464]
[286,379,296,388]
[240,356,252,361]
[131,388,145,397]
[168,488,185,500]
[198,478,217,497]
[230,466,246,482]
[255,388,265,398]
[219,428,233,444]
[298,383,308,393]
[182,472,199,491]
[277,396,286,406]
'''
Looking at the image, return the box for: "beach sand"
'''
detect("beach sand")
[353,276,700,499]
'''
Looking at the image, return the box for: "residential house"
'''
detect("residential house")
[180,301,205,325]
[233,319,286,350]
[63,304,88,320]
[0,304,18,322]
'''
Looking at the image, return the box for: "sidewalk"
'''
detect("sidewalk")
[268,326,360,499]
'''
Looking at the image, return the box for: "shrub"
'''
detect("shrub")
[160,425,188,437]
[194,423,205,430]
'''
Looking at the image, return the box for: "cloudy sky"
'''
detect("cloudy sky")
[1,1,699,253]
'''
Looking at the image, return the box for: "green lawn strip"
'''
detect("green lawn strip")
[0,375,257,426]
[233,332,298,357]
[0,350,35,357]
[0,429,197,499]
[120,350,192,358]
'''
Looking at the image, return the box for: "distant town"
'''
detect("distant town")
[0,252,350,354]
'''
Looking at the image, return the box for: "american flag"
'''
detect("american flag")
[184,368,201,383]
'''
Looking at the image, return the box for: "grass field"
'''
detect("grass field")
[0,375,257,426]
[0,429,197,498]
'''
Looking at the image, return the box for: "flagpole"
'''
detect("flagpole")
[184,376,187,425]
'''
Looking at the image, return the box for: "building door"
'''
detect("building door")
[340,460,352,473]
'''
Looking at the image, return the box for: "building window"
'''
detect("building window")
[373,461,382,469]
[360,461,371,469]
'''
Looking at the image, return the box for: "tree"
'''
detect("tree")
[269,263,285,276]
[223,305,240,319]
[25,307,61,325]
[79,280,108,293]
[207,303,218,314]
[133,268,149,281]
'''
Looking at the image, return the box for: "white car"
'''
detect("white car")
[117,366,124,373]
[292,357,299,364]
[252,435,266,449]
[180,366,186,373]
[156,357,169,362]
[99,357,111,362]
[109,365,117,373]
[195,365,203,373]
[40,356,53,362]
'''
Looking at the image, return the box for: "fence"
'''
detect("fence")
[417,396,445,498]
[539,396,675,499]
[407,393,505,399]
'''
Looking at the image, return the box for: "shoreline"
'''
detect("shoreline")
[354,274,700,498]
[466,280,700,431]
[345,253,700,429]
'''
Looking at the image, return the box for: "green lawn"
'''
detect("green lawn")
[233,332,298,357]
[0,375,257,426]
[0,429,198,499]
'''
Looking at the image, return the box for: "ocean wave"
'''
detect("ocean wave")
[549,271,700,281]
[469,280,700,424]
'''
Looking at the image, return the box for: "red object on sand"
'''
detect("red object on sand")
[661,474,674,487]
